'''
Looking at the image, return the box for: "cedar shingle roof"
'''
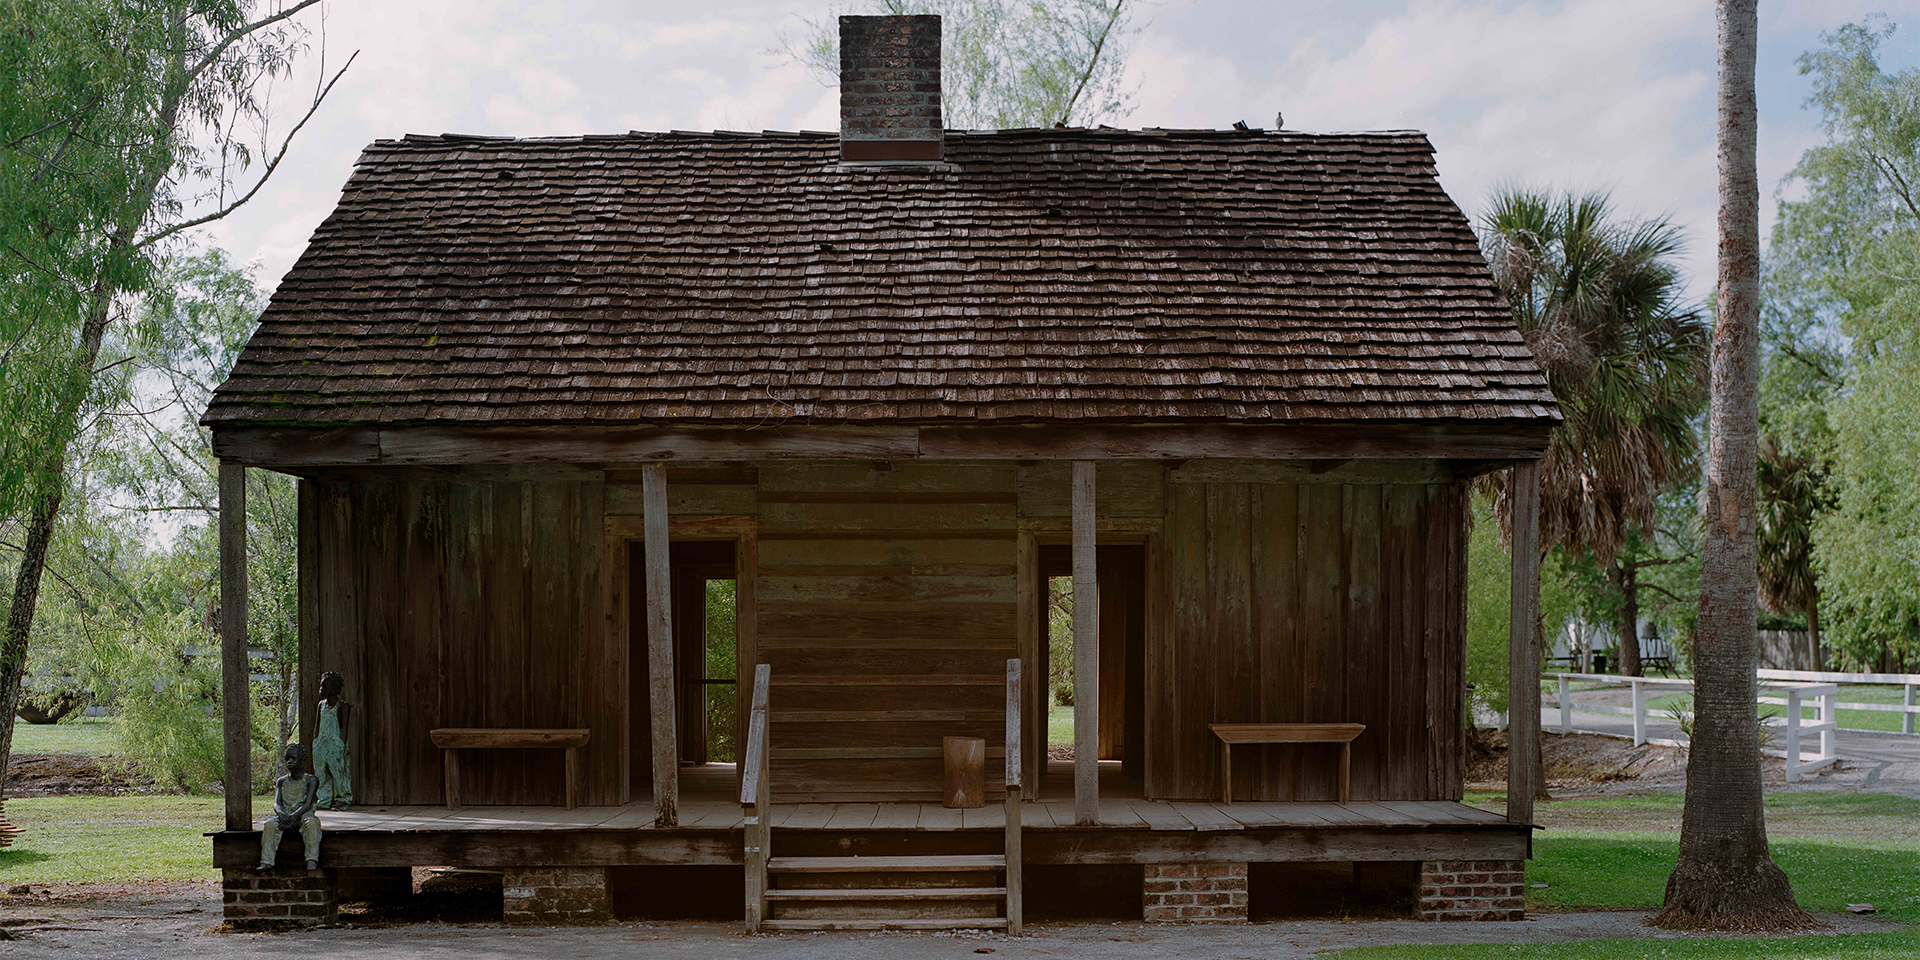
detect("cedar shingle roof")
[204,128,1557,427]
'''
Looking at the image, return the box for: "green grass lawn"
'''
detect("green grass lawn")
[9,717,119,756]
[1340,791,1920,959]
[0,794,265,884]
[1047,704,1073,745]
[1332,931,1920,959]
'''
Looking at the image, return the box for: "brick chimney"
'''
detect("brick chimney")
[839,15,942,162]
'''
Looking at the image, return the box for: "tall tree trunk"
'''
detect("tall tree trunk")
[1655,0,1815,930]
[1614,561,1644,676]
[0,492,66,796]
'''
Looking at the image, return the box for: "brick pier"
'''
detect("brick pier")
[1142,862,1249,923]
[501,866,611,923]
[221,867,338,928]
[1415,859,1526,920]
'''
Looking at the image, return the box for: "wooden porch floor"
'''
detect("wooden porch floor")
[306,762,1513,834]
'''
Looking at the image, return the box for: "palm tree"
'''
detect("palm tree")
[1758,433,1828,668]
[1655,0,1814,929]
[1479,189,1710,675]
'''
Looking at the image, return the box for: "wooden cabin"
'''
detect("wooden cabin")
[205,15,1555,930]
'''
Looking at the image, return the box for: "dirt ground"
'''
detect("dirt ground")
[3,754,153,797]
[0,882,1902,959]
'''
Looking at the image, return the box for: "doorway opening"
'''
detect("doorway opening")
[1036,544,1147,784]
[629,539,738,795]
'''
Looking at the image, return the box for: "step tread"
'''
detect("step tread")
[764,887,1007,901]
[761,918,1011,932]
[767,854,1006,872]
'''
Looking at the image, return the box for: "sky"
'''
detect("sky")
[201,0,1920,306]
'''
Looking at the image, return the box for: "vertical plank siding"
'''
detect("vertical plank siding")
[304,478,609,806]
[300,462,1469,808]
[754,462,1020,801]
[1148,479,1470,802]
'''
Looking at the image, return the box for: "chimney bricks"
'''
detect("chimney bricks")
[839,15,943,162]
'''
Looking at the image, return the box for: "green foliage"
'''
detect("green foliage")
[785,0,1137,129]
[108,612,225,792]
[705,578,737,763]
[1767,19,1920,669]
[1465,494,1578,716]
[7,249,296,790]
[1047,575,1072,704]
[1478,188,1708,565]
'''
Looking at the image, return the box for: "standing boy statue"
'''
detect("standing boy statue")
[258,743,322,870]
[314,671,353,809]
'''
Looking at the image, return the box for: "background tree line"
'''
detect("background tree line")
[1464,17,1920,716]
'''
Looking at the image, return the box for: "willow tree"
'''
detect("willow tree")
[786,0,1137,129]
[1654,0,1816,929]
[0,0,345,800]
[1479,190,1710,676]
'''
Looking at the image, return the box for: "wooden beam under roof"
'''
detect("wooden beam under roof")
[211,422,1555,468]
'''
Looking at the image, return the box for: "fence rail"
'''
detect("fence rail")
[1544,672,1843,781]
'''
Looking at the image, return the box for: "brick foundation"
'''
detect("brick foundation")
[502,866,610,924]
[1416,859,1526,921]
[1142,862,1248,923]
[222,867,338,928]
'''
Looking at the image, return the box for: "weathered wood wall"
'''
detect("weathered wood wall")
[751,463,1020,802]
[1148,476,1467,802]
[299,460,1467,808]
[299,478,615,806]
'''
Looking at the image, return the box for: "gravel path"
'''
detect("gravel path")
[0,885,1904,959]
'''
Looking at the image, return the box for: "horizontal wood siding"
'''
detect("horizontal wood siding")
[303,478,612,806]
[1149,479,1466,802]
[755,463,1018,801]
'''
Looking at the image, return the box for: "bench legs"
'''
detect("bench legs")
[444,748,461,809]
[1222,744,1232,805]
[1217,742,1354,804]
[565,746,579,811]
[443,745,579,810]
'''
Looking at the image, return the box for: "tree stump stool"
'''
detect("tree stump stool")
[943,736,986,808]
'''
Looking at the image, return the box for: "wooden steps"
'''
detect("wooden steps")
[769,854,1004,873]
[763,918,1010,931]
[764,886,1006,900]
[763,853,1009,930]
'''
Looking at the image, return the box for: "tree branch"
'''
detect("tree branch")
[1055,0,1125,127]
[179,0,328,94]
[138,50,356,250]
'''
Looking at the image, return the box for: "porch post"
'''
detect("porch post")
[219,463,251,832]
[643,463,678,826]
[1071,460,1099,825]
[1506,460,1542,825]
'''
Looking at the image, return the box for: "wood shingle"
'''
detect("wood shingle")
[204,128,1557,428]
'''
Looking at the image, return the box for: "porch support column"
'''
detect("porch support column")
[643,463,678,826]
[1071,460,1099,825]
[1506,460,1542,825]
[219,462,251,832]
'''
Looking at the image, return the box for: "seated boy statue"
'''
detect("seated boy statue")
[258,742,323,870]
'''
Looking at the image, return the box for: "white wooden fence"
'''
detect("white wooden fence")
[1543,672,1842,782]
[1756,669,1920,736]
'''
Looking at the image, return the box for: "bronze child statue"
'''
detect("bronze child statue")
[314,671,353,809]
[258,742,323,870]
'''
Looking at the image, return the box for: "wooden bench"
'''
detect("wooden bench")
[1208,723,1366,804]
[429,728,591,810]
